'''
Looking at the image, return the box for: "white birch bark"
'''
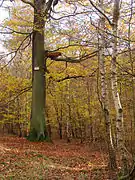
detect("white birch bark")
[98,0,117,170]
[111,0,128,174]
[128,0,135,141]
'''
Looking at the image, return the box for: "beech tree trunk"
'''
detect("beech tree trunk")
[111,0,128,174]
[98,0,117,170]
[28,0,49,141]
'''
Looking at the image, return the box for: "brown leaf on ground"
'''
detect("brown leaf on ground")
[0,136,115,180]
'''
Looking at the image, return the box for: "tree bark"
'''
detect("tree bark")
[127,0,135,147]
[86,78,93,142]
[98,0,117,170]
[28,0,48,141]
[111,0,128,174]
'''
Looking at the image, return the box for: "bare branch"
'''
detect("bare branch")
[0,26,32,35]
[89,0,113,26]
[21,0,35,9]
[50,11,94,21]
[50,50,98,63]
[46,0,53,13]
[49,44,91,52]
[0,0,4,7]
[116,61,135,77]
[57,75,85,82]
[56,68,97,82]
[1,33,32,70]
[0,86,32,107]
[90,18,135,43]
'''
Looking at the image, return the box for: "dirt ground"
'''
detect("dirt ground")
[0,136,115,180]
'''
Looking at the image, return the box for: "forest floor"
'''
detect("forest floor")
[0,136,117,180]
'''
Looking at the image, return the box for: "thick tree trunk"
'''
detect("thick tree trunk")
[28,0,47,141]
[98,0,117,170]
[111,0,128,174]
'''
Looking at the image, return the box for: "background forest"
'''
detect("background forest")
[0,0,135,179]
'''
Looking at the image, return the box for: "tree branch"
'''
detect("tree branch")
[89,0,113,26]
[1,33,32,70]
[21,0,35,9]
[0,86,32,107]
[49,50,98,63]
[0,26,32,35]
[57,75,85,82]
[46,0,54,13]
[50,11,94,21]
[48,43,93,52]
[0,0,4,7]
[90,18,135,43]
[56,68,97,82]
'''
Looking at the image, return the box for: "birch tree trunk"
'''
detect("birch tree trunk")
[98,0,117,170]
[111,0,128,174]
[127,0,135,145]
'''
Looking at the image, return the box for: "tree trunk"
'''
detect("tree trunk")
[28,0,47,141]
[66,81,71,143]
[98,0,117,170]
[111,0,128,174]
[86,78,93,142]
[127,1,135,148]
[59,105,63,139]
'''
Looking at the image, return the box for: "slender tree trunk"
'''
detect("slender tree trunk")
[127,0,135,143]
[111,0,128,174]
[59,105,63,139]
[86,79,93,142]
[98,0,117,170]
[53,99,63,139]
[28,0,47,141]
[66,81,71,143]
[66,103,72,142]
